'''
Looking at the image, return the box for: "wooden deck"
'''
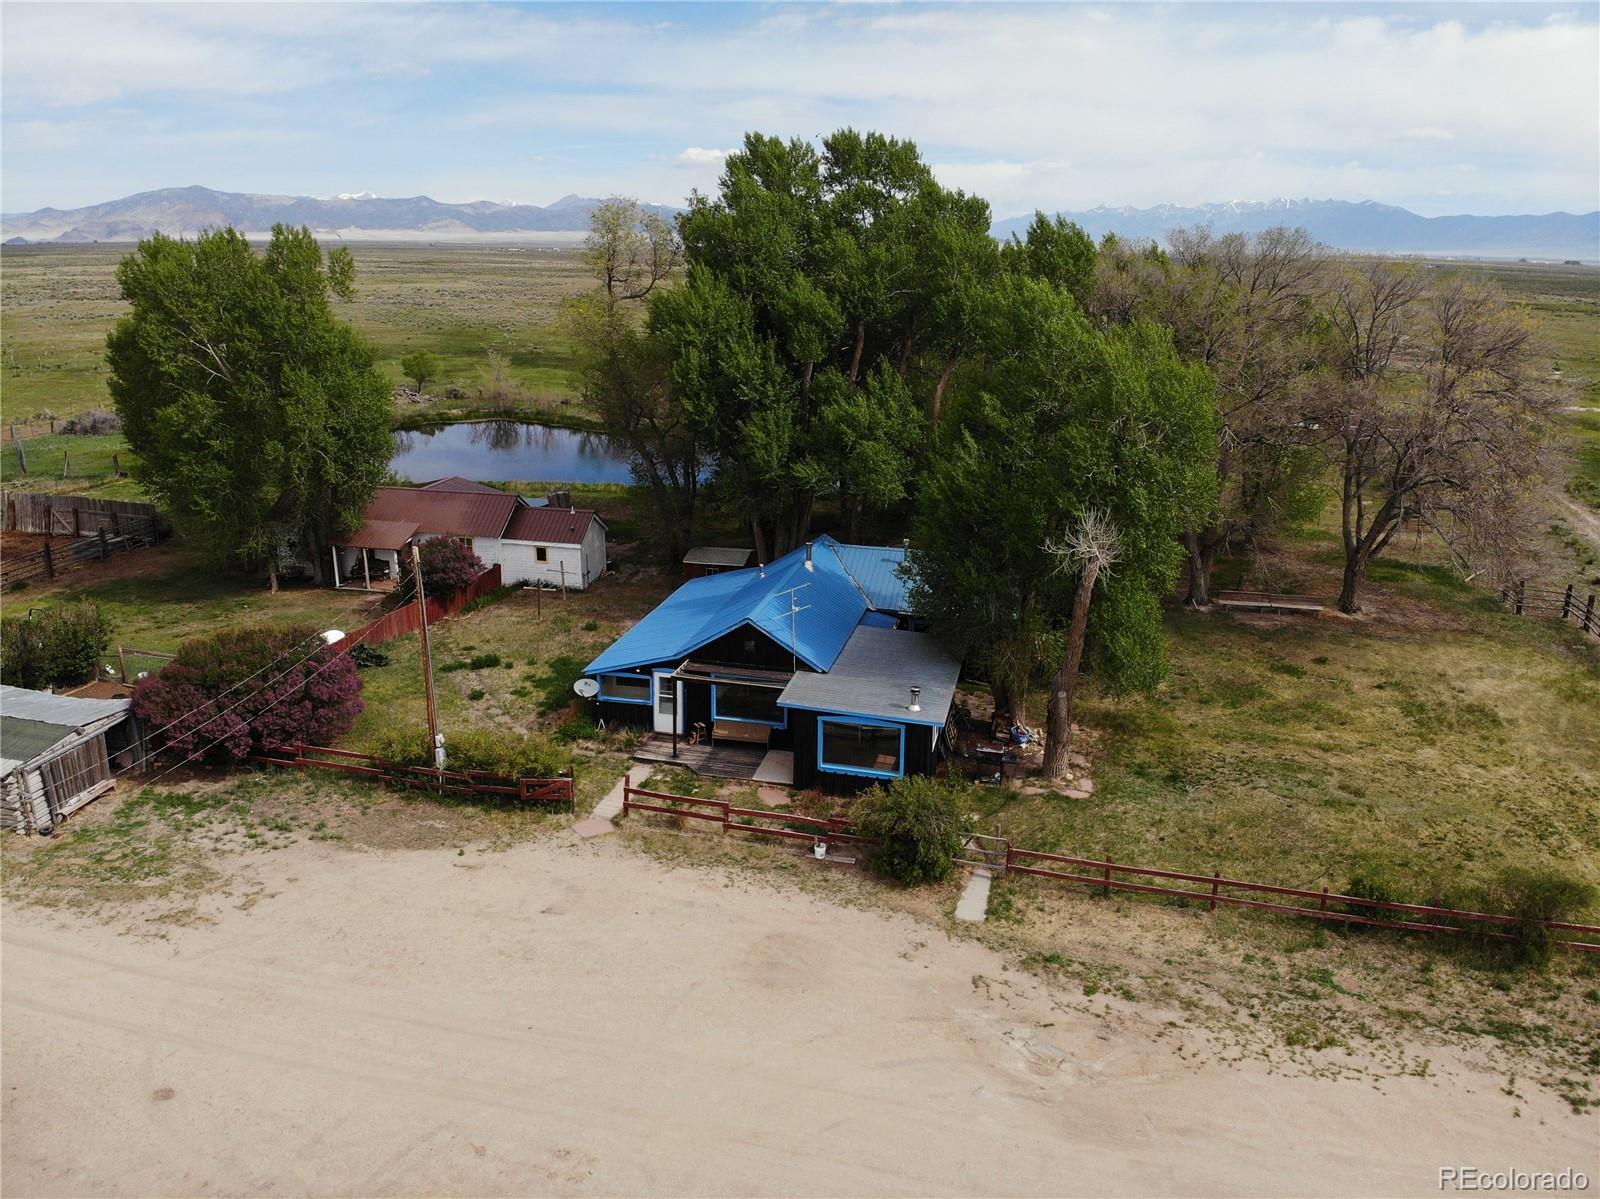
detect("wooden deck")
[634,735,768,780]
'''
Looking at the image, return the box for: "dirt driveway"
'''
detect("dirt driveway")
[3,837,1593,1198]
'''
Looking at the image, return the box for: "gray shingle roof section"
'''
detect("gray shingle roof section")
[777,625,959,728]
[1,685,130,726]
[683,546,755,567]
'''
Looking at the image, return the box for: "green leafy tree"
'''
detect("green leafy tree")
[850,775,968,886]
[106,224,392,589]
[909,276,1217,776]
[1000,212,1098,308]
[399,350,440,393]
[670,129,1000,557]
[0,601,112,691]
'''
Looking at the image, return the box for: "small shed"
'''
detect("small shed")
[1,685,143,832]
[682,546,756,580]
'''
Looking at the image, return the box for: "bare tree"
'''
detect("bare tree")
[1316,266,1554,613]
[1095,227,1329,604]
[580,197,681,315]
[1041,511,1122,780]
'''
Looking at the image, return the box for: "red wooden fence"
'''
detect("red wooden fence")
[253,740,573,806]
[621,781,1600,953]
[334,565,504,654]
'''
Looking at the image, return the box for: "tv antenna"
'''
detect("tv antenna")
[775,581,812,671]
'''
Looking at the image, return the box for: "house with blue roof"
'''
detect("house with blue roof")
[584,536,959,791]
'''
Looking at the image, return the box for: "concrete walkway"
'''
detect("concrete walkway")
[955,867,993,922]
[575,764,652,837]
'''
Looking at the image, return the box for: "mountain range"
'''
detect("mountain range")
[992,199,1599,262]
[0,186,679,245]
[3,187,1596,261]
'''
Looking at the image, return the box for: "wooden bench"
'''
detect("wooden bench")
[1214,590,1325,615]
[712,719,772,746]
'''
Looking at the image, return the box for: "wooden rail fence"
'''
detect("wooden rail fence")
[621,782,1600,953]
[1500,579,1599,638]
[4,492,160,536]
[252,743,574,806]
[0,513,164,588]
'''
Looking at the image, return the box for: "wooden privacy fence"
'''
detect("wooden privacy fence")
[1501,579,1599,638]
[331,565,504,654]
[4,492,159,536]
[621,782,1600,954]
[252,743,574,806]
[0,514,164,588]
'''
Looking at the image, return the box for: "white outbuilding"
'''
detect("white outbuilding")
[1,685,144,832]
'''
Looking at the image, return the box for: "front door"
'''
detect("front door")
[652,670,681,735]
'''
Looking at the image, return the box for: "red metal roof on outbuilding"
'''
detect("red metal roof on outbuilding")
[339,519,420,550]
[419,476,508,495]
[365,487,520,539]
[504,506,597,546]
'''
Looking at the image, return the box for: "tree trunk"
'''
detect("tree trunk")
[1043,566,1099,780]
[268,566,279,595]
[1182,529,1213,607]
[848,320,866,384]
[931,355,959,423]
[1338,555,1363,614]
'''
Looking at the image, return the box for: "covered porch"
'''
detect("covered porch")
[633,734,795,786]
[331,519,418,591]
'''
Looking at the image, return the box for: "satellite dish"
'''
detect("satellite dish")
[572,677,600,698]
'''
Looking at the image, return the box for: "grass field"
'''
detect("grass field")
[0,241,595,429]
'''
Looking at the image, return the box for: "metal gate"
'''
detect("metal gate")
[955,832,1009,872]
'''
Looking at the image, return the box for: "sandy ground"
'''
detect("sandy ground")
[3,837,1595,1198]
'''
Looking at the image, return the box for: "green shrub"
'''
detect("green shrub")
[467,652,502,670]
[468,688,486,701]
[372,724,568,779]
[0,600,113,691]
[348,642,390,669]
[439,661,469,673]
[532,654,589,714]
[552,713,598,743]
[849,775,969,886]
[1466,868,1599,966]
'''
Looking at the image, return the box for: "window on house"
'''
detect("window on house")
[536,547,548,562]
[712,682,785,726]
[818,718,904,778]
[598,673,651,703]
[657,685,675,718]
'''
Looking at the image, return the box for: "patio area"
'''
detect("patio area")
[633,735,794,785]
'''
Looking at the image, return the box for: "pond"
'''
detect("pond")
[389,421,633,485]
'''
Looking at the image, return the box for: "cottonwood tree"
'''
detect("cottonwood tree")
[909,277,1217,774]
[400,349,440,393]
[1315,264,1554,613]
[1041,511,1121,777]
[672,129,998,557]
[568,200,703,563]
[1096,225,1328,604]
[580,197,681,315]
[107,225,391,589]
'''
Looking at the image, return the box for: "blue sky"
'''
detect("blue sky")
[3,1,1597,217]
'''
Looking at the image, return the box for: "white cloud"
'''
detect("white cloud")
[674,147,732,167]
[3,3,1596,216]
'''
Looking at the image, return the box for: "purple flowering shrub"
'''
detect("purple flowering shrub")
[418,537,485,598]
[132,626,364,765]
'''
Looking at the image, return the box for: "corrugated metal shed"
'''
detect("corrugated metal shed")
[504,506,599,546]
[338,519,420,550]
[364,487,520,539]
[777,626,959,728]
[824,542,913,613]
[586,538,869,675]
[0,716,76,769]
[1,685,130,726]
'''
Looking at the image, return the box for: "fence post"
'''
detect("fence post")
[1320,887,1329,913]
[98,528,109,560]
[1561,584,1574,621]
[117,646,129,684]
[1585,594,1597,636]
[112,452,122,477]
[42,542,54,578]
[1102,855,1114,899]
[15,438,26,474]
[1514,579,1525,616]
[72,508,81,537]
[1209,871,1220,911]
[623,771,631,816]
[61,450,69,479]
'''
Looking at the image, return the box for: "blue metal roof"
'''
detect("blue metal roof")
[586,536,874,676]
[823,542,913,612]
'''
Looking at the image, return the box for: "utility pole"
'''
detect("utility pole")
[411,544,444,770]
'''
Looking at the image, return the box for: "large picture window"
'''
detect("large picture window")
[818,718,904,778]
[712,682,786,727]
[598,673,651,703]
